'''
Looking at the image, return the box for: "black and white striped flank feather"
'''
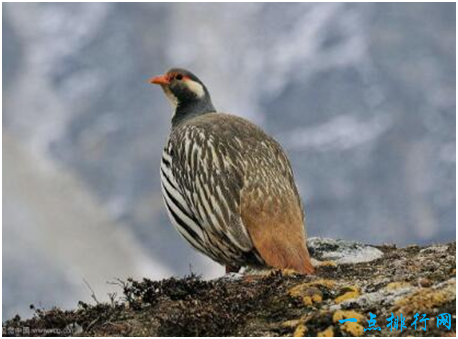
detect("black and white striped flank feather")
[160,114,278,267]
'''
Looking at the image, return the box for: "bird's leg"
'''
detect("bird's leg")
[225,264,241,274]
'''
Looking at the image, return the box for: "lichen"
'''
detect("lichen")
[309,279,337,289]
[395,279,456,315]
[281,319,301,328]
[341,322,364,336]
[293,324,308,337]
[335,286,360,303]
[332,310,365,323]
[302,294,323,306]
[289,280,334,306]
[384,281,412,291]
[317,326,334,337]
[317,261,337,267]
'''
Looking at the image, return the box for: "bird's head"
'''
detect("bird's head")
[150,68,215,124]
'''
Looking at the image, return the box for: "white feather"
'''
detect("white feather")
[185,79,205,98]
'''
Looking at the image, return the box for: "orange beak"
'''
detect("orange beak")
[149,74,170,85]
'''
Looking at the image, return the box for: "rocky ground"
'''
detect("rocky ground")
[3,238,456,336]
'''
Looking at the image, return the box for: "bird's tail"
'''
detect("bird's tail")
[251,231,315,274]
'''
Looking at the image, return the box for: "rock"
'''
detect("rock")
[419,245,449,254]
[2,239,455,336]
[307,237,384,264]
[418,277,433,288]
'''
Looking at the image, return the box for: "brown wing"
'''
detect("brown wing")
[241,183,314,274]
[172,113,314,273]
[235,125,314,274]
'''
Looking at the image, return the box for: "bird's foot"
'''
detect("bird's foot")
[242,268,302,282]
[225,264,241,274]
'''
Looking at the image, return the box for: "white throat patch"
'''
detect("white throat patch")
[162,86,178,114]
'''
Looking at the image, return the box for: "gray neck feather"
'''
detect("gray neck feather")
[172,98,216,127]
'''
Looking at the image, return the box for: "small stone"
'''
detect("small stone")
[418,278,432,288]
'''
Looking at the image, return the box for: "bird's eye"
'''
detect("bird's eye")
[176,74,183,81]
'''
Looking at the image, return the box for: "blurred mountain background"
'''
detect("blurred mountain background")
[2,3,455,320]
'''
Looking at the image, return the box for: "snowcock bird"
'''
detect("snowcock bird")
[150,68,314,274]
